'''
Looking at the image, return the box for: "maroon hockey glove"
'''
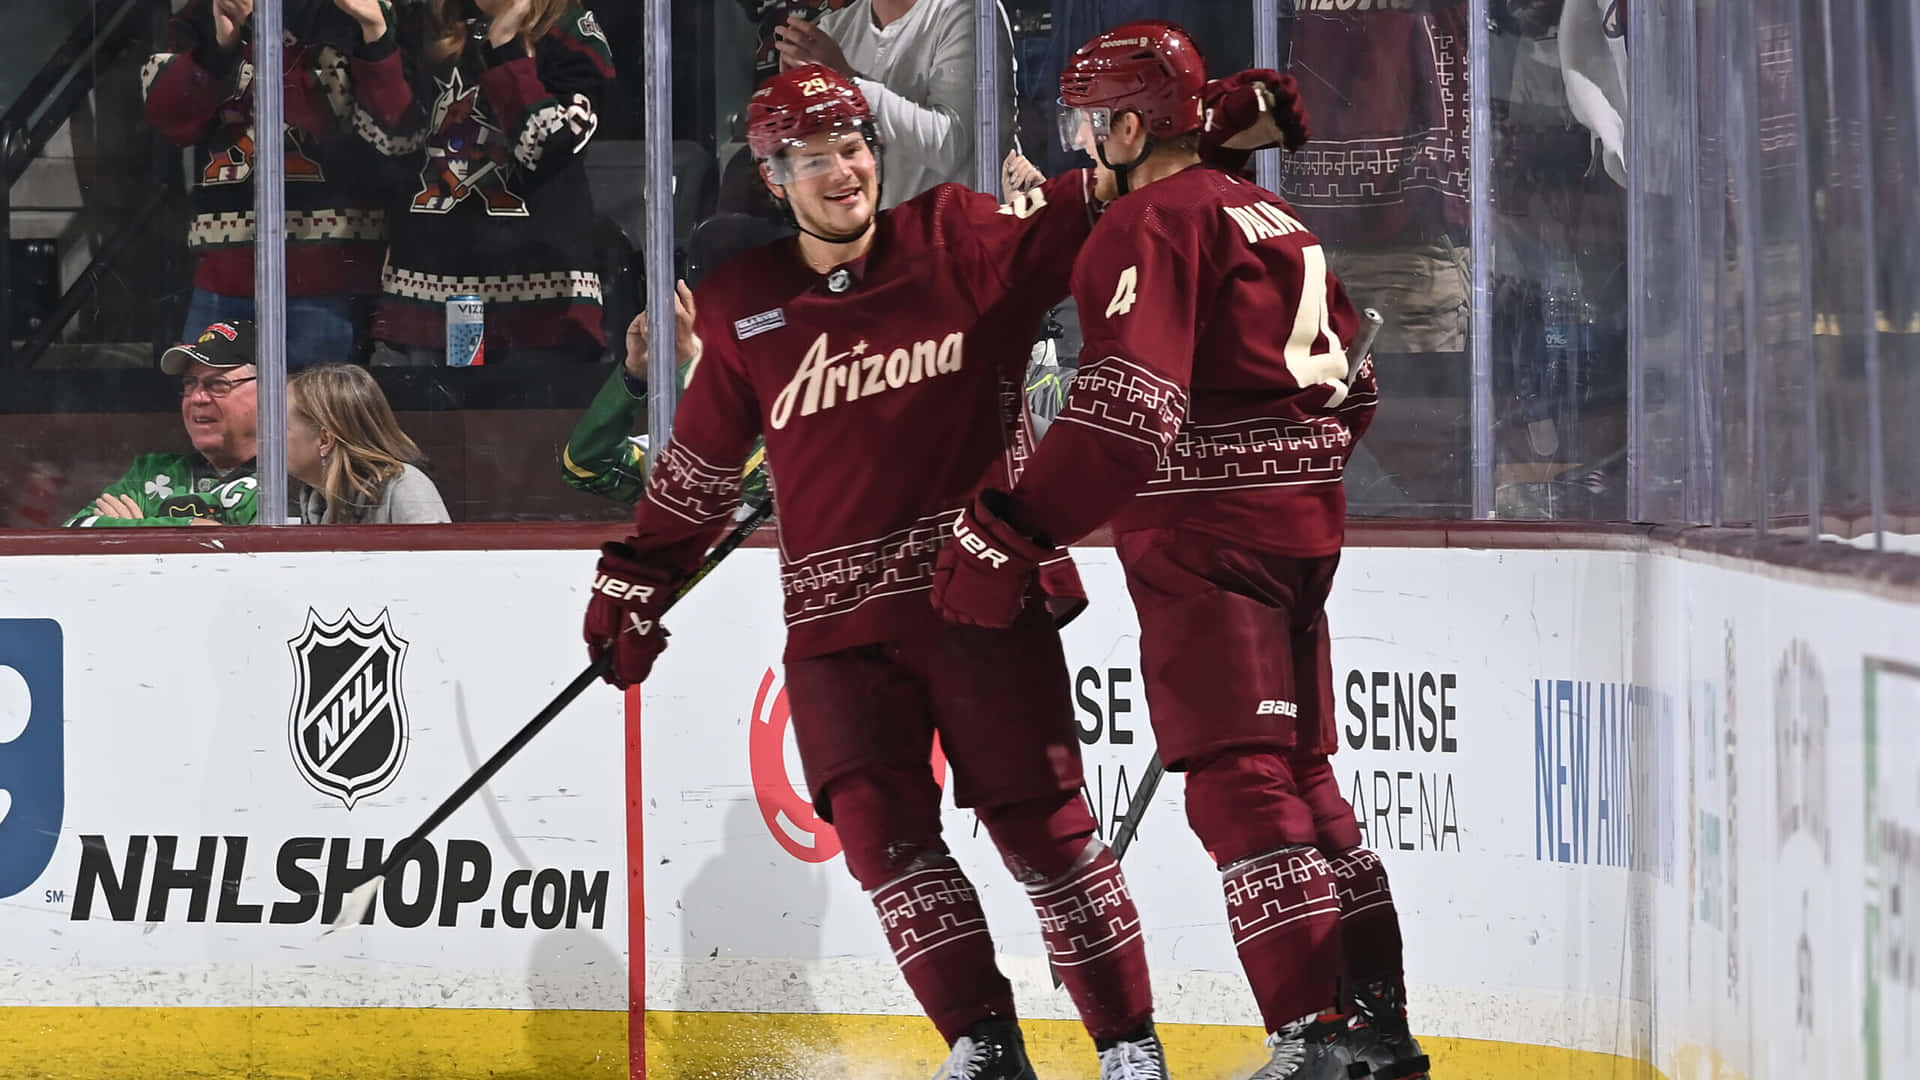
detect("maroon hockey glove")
[1200,69,1313,174]
[583,542,677,688]
[932,490,1054,630]
[1037,552,1088,629]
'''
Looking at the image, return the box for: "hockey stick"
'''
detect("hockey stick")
[325,472,772,934]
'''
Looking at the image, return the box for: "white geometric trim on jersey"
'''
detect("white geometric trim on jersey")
[996,363,1037,488]
[1133,474,1345,498]
[1221,846,1342,950]
[1141,413,1353,493]
[514,99,572,173]
[643,442,743,526]
[872,864,993,969]
[353,102,429,158]
[381,265,603,306]
[189,208,387,249]
[1053,354,1189,452]
[310,46,354,121]
[779,509,955,627]
[1327,849,1398,920]
[1026,847,1144,969]
[1282,128,1470,209]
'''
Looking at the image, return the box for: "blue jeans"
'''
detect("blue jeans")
[183,290,359,371]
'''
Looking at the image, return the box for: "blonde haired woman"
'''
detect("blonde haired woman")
[288,364,450,524]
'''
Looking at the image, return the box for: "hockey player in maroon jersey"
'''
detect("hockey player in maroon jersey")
[581,65,1166,1080]
[930,23,1429,1080]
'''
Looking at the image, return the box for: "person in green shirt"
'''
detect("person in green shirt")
[561,281,769,507]
[64,321,262,527]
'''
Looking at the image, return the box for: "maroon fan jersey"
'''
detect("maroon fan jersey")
[1008,165,1379,557]
[143,1,389,299]
[627,171,1099,659]
[1279,0,1471,247]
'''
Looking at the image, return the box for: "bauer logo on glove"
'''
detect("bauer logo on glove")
[583,542,677,687]
[930,491,1057,629]
[592,574,657,602]
[952,513,1011,569]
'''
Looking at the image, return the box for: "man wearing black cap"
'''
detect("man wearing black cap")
[64,322,262,527]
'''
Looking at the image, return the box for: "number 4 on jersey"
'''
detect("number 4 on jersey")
[1106,265,1139,318]
[1286,245,1349,407]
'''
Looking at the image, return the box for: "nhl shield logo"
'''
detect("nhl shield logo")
[287,609,410,809]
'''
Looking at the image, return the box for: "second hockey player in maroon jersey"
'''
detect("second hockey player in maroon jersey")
[581,65,1165,1080]
[932,22,1430,1080]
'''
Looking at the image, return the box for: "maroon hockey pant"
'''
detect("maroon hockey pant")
[783,607,1153,1044]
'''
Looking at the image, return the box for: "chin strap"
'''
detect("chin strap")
[1096,135,1158,196]
[787,212,875,247]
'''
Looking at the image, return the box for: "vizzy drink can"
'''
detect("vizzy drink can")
[447,294,486,366]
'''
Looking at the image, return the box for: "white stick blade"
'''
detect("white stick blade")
[324,877,383,936]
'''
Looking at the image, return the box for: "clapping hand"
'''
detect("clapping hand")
[774,16,856,79]
[213,0,255,50]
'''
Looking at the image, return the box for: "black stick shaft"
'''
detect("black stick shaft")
[1050,749,1164,987]
[1108,753,1165,862]
[369,491,773,882]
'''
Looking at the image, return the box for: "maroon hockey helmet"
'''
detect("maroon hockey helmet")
[746,64,877,181]
[1058,20,1208,153]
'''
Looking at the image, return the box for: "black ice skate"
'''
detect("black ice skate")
[1244,1011,1370,1080]
[1349,980,1431,1079]
[1097,1020,1170,1079]
[931,1017,1040,1080]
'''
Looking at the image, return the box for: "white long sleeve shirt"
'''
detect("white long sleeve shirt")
[816,0,1005,208]
[1558,0,1629,187]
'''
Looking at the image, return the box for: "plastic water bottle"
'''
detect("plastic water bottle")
[1542,260,1579,380]
[1540,259,1582,448]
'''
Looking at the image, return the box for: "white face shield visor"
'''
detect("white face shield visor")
[761,125,874,185]
[1056,102,1114,156]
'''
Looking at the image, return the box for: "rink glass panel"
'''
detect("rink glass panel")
[1277,0,1475,519]
[1869,0,1920,543]
[6,0,1917,539]
[2,0,210,531]
[1,1,644,529]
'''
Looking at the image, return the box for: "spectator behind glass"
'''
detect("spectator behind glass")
[561,284,768,511]
[350,0,617,365]
[289,365,451,523]
[64,322,262,528]
[740,0,854,83]
[775,0,1010,207]
[143,0,391,369]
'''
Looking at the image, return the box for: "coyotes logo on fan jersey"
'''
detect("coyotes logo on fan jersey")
[413,69,528,217]
[201,63,325,187]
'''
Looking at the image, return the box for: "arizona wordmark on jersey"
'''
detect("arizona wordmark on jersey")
[619,172,1100,660]
[769,331,966,429]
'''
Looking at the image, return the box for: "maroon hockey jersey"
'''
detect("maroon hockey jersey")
[1007,165,1378,557]
[1280,0,1471,246]
[142,1,389,299]
[626,171,1099,659]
